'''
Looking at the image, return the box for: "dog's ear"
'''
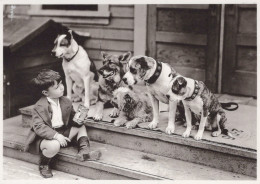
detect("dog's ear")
[119,51,132,63]
[177,77,187,87]
[128,85,133,90]
[66,30,73,40]
[101,51,108,59]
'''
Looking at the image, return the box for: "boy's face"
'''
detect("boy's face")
[42,80,64,99]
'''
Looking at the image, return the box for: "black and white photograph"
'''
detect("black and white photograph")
[2,0,258,181]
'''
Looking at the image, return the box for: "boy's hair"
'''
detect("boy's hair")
[31,69,61,92]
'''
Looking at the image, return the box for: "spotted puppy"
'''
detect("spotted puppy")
[166,75,237,140]
[112,87,153,129]
[93,51,132,121]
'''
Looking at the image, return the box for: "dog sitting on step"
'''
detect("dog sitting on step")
[112,86,153,129]
[51,30,99,109]
[166,75,238,140]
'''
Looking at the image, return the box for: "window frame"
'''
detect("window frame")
[28,5,110,25]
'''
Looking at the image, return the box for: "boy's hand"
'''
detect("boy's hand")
[55,134,71,147]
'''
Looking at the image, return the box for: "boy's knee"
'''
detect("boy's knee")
[45,140,60,156]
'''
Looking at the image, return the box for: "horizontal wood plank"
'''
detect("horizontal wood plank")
[157,8,208,34]
[110,6,134,18]
[238,4,256,8]
[238,8,256,34]
[67,18,134,30]
[237,47,256,72]
[174,66,205,82]
[156,31,207,46]
[73,27,133,41]
[157,43,205,69]
[84,39,133,52]
[157,4,209,9]
[88,50,128,61]
[222,71,256,97]
[236,34,256,46]
[42,17,109,25]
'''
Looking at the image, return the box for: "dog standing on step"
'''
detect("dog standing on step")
[51,30,99,109]
[112,86,153,129]
[93,51,132,121]
[122,56,182,134]
[166,75,238,140]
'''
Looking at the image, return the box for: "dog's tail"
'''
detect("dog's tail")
[220,102,239,111]
[222,128,235,138]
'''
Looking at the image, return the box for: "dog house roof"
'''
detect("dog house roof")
[4,18,89,53]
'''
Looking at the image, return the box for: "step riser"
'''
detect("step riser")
[3,147,153,180]
[87,126,256,177]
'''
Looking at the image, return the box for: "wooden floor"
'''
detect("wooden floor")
[3,156,88,180]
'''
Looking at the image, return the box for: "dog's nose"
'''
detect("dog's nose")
[122,77,128,84]
[166,95,170,99]
[51,50,56,56]
[98,69,104,75]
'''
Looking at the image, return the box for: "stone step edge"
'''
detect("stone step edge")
[3,140,167,180]
[19,106,256,160]
[85,119,257,159]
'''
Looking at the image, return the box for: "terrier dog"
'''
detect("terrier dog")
[166,75,238,140]
[93,51,132,121]
[112,87,153,129]
[51,30,99,109]
[122,56,181,134]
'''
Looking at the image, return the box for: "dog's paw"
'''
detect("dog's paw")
[72,96,81,102]
[148,121,158,129]
[114,119,125,127]
[93,113,103,121]
[182,130,191,138]
[212,130,221,137]
[165,124,175,134]
[109,108,119,118]
[126,121,137,129]
[194,131,203,140]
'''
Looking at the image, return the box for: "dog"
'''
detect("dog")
[93,51,132,121]
[112,86,153,129]
[51,30,99,109]
[166,75,238,140]
[122,56,181,134]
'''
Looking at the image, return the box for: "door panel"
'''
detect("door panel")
[222,5,256,97]
[147,5,221,92]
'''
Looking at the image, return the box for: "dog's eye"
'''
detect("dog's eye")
[130,67,137,74]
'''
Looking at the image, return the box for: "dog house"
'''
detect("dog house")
[3,18,88,119]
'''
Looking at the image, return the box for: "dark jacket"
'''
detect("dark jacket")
[24,96,76,154]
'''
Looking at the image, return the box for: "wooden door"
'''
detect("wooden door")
[147,5,221,92]
[222,5,256,97]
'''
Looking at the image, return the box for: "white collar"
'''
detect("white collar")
[47,97,60,106]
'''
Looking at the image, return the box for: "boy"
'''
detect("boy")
[25,69,101,178]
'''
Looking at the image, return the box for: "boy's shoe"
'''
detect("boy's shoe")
[76,136,102,161]
[39,152,53,178]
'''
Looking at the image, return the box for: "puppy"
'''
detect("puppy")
[51,30,99,109]
[122,56,180,134]
[93,51,132,121]
[112,87,153,129]
[166,75,237,140]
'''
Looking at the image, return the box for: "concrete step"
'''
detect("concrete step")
[85,119,257,178]
[18,105,257,177]
[3,156,88,180]
[3,118,254,180]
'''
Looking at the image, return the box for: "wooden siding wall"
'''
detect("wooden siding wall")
[63,5,135,69]
[4,5,135,70]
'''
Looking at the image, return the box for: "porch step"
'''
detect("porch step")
[3,116,254,180]
[18,105,257,177]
